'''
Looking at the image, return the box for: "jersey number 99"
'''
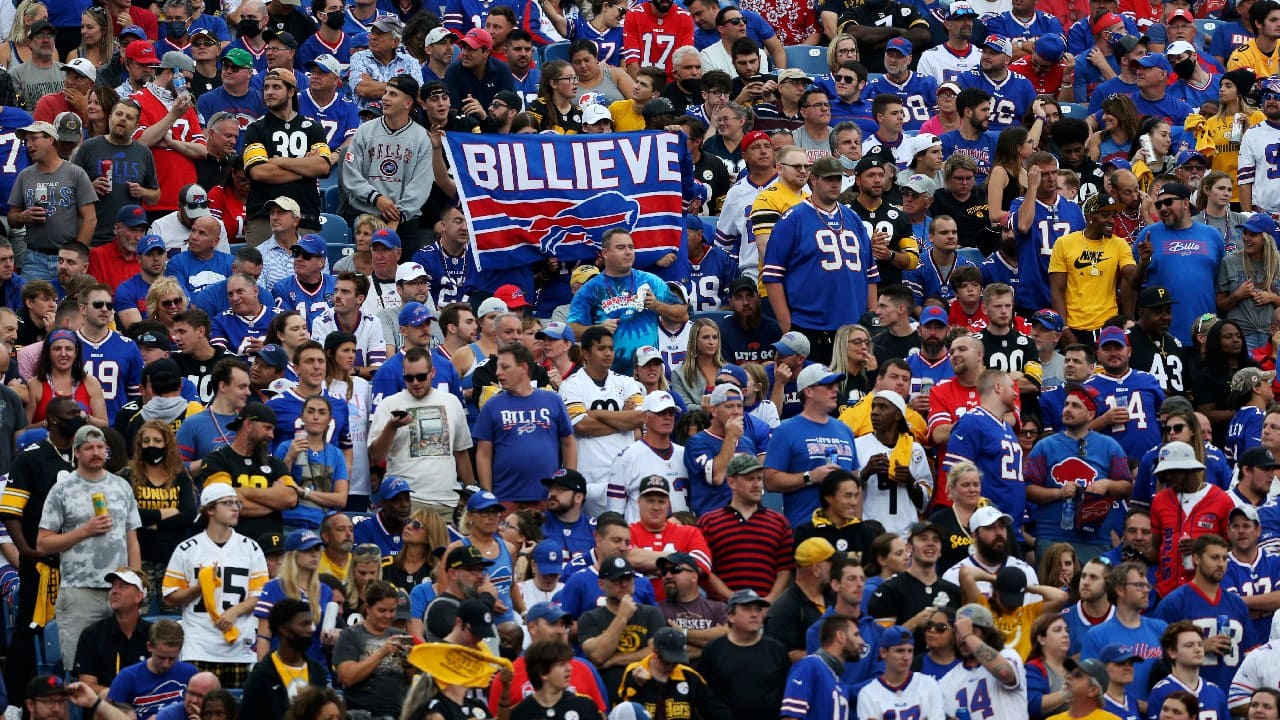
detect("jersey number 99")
[816,229,863,272]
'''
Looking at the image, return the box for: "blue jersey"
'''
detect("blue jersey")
[177,407,237,463]
[153,38,192,61]
[688,245,737,312]
[79,330,144,425]
[1010,194,1086,311]
[1126,89,1194,126]
[0,107,32,214]
[1073,52,1122,102]
[955,68,1037,129]
[1223,550,1280,644]
[1210,20,1252,61]
[195,85,267,128]
[861,72,938,133]
[1061,600,1116,658]
[1226,405,1264,466]
[940,129,1000,185]
[781,654,851,720]
[986,11,1064,51]
[512,69,539,108]
[369,348,461,411]
[906,353,954,397]
[1168,74,1221,111]
[1088,76,1138,114]
[1105,691,1142,720]
[944,406,1025,529]
[267,388,352,450]
[980,251,1020,291]
[761,200,879,331]
[253,579,333,669]
[1081,616,1168,703]
[1131,442,1233,504]
[1083,370,1165,460]
[106,659,198,720]
[1134,221,1225,344]
[569,17,623,66]
[297,90,360,152]
[442,0,555,44]
[1024,430,1131,545]
[352,513,401,556]
[272,274,337,328]
[1146,676,1230,720]
[273,439,348,529]
[541,512,596,579]
[297,32,352,69]
[190,278,273,319]
[765,415,857,528]
[566,269,681,374]
[114,274,153,317]
[1154,584,1258,690]
[210,306,279,355]
[684,428,757,517]
[1067,15,1139,55]
[554,565,657,618]
[166,250,234,295]
[412,243,473,307]
[904,249,980,305]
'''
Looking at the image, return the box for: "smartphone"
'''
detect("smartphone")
[392,410,408,419]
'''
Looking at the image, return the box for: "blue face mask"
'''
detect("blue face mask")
[165,20,187,38]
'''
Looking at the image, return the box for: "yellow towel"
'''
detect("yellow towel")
[887,432,914,479]
[407,642,513,688]
[31,562,58,628]
[198,565,239,644]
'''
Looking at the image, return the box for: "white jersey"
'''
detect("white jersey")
[657,321,691,369]
[938,649,1029,720]
[942,556,1042,604]
[917,44,984,85]
[854,433,933,537]
[310,309,390,369]
[716,176,766,277]
[1239,121,1280,212]
[607,439,690,523]
[329,376,372,497]
[560,369,645,514]
[162,530,268,663]
[1230,641,1280,709]
[360,275,403,317]
[858,673,946,720]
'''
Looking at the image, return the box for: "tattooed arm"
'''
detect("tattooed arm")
[955,615,1019,688]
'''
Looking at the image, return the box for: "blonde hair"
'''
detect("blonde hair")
[678,318,726,390]
[146,277,186,320]
[829,324,870,375]
[946,461,981,493]
[10,0,46,45]
[1237,226,1280,294]
[392,509,449,573]
[742,362,769,400]
[353,214,386,239]
[344,544,384,606]
[827,33,857,73]
[279,546,323,622]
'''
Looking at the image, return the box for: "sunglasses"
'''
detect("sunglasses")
[161,297,183,307]
[91,300,113,310]
[404,372,431,383]
[660,566,691,575]
[405,519,424,530]
[1153,197,1181,208]
[192,39,219,47]
[1163,422,1188,434]
[353,543,382,557]
[781,162,812,171]
[721,16,745,24]
[835,74,857,83]
[925,622,950,632]
[290,247,321,259]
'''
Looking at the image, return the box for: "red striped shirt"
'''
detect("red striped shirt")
[698,505,795,596]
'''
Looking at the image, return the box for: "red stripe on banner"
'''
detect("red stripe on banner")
[471,193,684,253]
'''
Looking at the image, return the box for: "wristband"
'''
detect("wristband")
[89,697,103,718]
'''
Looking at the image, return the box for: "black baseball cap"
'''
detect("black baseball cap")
[445,545,495,569]
[1138,286,1176,308]
[227,401,276,431]
[457,598,496,638]
[1240,446,1280,469]
[541,468,587,494]
[599,554,635,581]
[386,73,420,99]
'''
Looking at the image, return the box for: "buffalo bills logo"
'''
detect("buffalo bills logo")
[381,159,399,176]
[529,191,640,256]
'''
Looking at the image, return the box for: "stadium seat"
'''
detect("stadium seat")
[1059,102,1088,120]
[324,184,341,214]
[34,621,59,676]
[702,215,719,236]
[784,45,828,76]
[866,72,884,85]
[319,213,351,248]
[542,41,570,64]
[1195,18,1216,47]
[957,247,985,266]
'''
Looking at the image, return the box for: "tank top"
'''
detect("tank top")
[579,68,623,103]
[5,41,21,71]
[463,536,517,624]
[33,376,90,423]
[464,341,488,378]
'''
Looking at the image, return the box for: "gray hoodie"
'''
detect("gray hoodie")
[340,116,436,222]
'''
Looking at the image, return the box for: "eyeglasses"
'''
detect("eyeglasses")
[848,337,870,346]
[1124,581,1151,590]
[803,102,830,109]
[781,162,812,171]
[498,520,512,530]
[1163,423,1188,434]
[405,519,424,530]
[835,47,857,56]
[834,74,857,83]
[1018,428,1039,437]
[1154,197,1181,208]
[489,101,509,110]
[660,566,691,575]
[161,297,183,307]
[925,622,950,632]
[215,499,243,509]
[720,16,745,24]
[290,247,321,259]
[404,372,431,383]
[91,300,113,310]
[555,76,579,83]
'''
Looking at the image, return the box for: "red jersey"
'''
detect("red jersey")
[1250,343,1280,397]
[949,300,989,331]
[1009,57,1067,95]
[1149,484,1234,598]
[487,657,607,716]
[1118,0,1162,31]
[209,185,246,244]
[621,3,695,77]
[87,242,138,290]
[629,520,712,601]
[131,87,206,212]
[1037,0,1087,30]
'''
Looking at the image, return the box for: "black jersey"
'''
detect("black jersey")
[243,111,330,225]
[975,327,1032,373]
[510,693,603,720]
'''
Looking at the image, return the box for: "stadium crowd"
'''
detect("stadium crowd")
[3,0,1280,716]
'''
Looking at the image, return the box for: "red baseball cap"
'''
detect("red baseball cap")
[124,40,160,65]
[1167,8,1194,22]
[742,130,771,149]
[493,284,530,309]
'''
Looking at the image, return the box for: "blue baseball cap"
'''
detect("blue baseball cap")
[982,34,1013,55]
[1098,325,1129,347]
[284,529,323,552]
[886,37,913,55]
[466,490,504,512]
[1035,34,1066,63]
[716,364,749,387]
[1176,149,1208,167]
[371,227,401,248]
[137,235,167,255]
[880,625,914,647]
[920,305,948,326]
[250,343,289,370]
[1101,158,1132,171]
[774,330,811,357]
[1132,52,1172,72]
[397,302,435,327]
[119,24,147,39]
[351,31,370,47]
[1098,643,1143,663]
[117,204,149,227]
[376,475,411,501]
[1238,212,1278,235]
[685,213,704,234]
[947,1,978,18]
[1031,308,1065,332]
[535,321,575,343]
[292,234,327,257]
[531,539,566,575]
[526,601,569,624]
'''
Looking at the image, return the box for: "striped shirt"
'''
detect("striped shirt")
[697,504,794,596]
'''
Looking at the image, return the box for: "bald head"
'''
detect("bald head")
[184,672,220,714]
[1110,169,1141,210]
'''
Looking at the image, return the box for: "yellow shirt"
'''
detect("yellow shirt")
[1046,231,1135,331]
[609,99,646,132]
[1228,40,1280,77]
[269,651,311,701]
[837,393,929,443]
[319,551,348,583]
[1186,110,1267,203]
[750,180,809,296]
[1047,710,1123,720]
[977,596,1043,660]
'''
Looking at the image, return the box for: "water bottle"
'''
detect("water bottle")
[1218,614,1231,640]
[172,72,188,98]
[1182,531,1195,571]
[1060,484,1076,530]
[825,448,839,467]
[1112,391,1129,433]
[294,418,310,475]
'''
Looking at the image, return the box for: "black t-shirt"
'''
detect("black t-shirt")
[0,439,73,569]
[243,111,329,225]
[424,695,490,720]
[792,517,884,558]
[1128,327,1189,397]
[72,615,152,688]
[717,313,782,364]
[694,153,732,214]
[763,579,827,654]
[830,1,929,73]
[510,693,603,720]
[975,327,1032,372]
[931,189,998,256]
[866,571,961,635]
[873,329,921,366]
[854,200,916,289]
[578,604,667,701]
[929,505,973,572]
[189,69,222,100]
[175,346,236,405]
[198,444,294,539]
[697,635,791,720]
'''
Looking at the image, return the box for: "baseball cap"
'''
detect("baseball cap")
[1230,366,1273,394]
[222,47,254,68]
[53,112,81,142]
[199,483,238,507]
[466,490,504,512]
[994,566,1028,607]
[250,343,289,370]
[292,234,326,258]
[371,227,401,248]
[180,184,212,218]
[880,625,914,647]
[395,262,429,284]
[458,27,493,50]
[642,97,676,118]
[308,53,345,76]
[638,475,670,497]
[948,1,979,17]
[457,598,495,638]
[908,520,946,541]
[1031,308,1065,332]
[716,364,749,387]
[920,305,948,326]
[1101,158,1133,172]
[1154,441,1206,473]
[938,80,961,95]
[136,234,167,255]
[1138,286,1176,308]
[900,173,937,195]
[118,25,147,40]
[105,567,148,597]
[542,468,587,493]
[1176,149,1208,167]
[633,345,663,367]
[1230,503,1261,524]
[1097,326,1129,347]
[493,284,531,310]
[425,27,454,46]
[124,39,160,65]
[1112,34,1148,56]
[1132,52,1172,72]
[742,130,771,148]
[1065,657,1112,690]
[1098,644,1143,663]
[161,51,196,73]
[446,545,495,569]
[531,540,566,575]
[982,34,1013,55]
[26,675,69,700]
[727,588,771,608]
[1082,191,1125,215]
[394,589,413,621]
[729,276,758,295]
[641,391,678,413]
[811,156,843,179]
[371,15,405,33]
[726,452,764,476]
[652,627,689,664]
[117,205,149,227]
[776,68,809,84]
[599,554,635,581]
[874,389,907,417]
[1166,9,1195,24]
[773,331,811,357]
[571,264,600,285]
[143,358,182,393]
[526,602,569,624]
[709,383,743,406]
[1035,34,1066,62]
[886,37,913,55]
[227,401,277,431]
[61,57,96,82]
[796,364,842,392]
[1240,446,1280,469]
[957,602,996,629]
[284,529,323,552]
[267,196,304,220]
[795,537,836,567]
[397,302,435,328]
[386,73,419,99]
[476,297,508,318]
[263,29,298,49]
[969,505,1014,532]
[582,103,612,125]
[15,121,55,140]
[1238,212,1278,235]
[536,321,574,343]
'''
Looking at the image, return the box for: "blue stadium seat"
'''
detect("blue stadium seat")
[542,41,570,64]
[35,621,60,675]
[702,215,718,236]
[319,213,350,248]
[957,247,985,266]
[785,45,828,76]
[1059,102,1088,120]
[324,184,341,214]
[1195,18,1216,47]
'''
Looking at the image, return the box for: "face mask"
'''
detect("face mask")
[141,446,167,465]
[56,415,86,437]
[323,10,345,29]
[165,20,187,38]
[1173,58,1196,80]
[681,77,702,95]
[238,18,262,38]
[285,631,313,653]
[840,154,858,171]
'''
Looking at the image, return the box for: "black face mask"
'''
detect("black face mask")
[285,631,314,653]
[54,415,86,438]
[1173,58,1196,80]
[238,18,262,38]
[141,446,167,465]
[323,11,345,30]
[681,77,702,95]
